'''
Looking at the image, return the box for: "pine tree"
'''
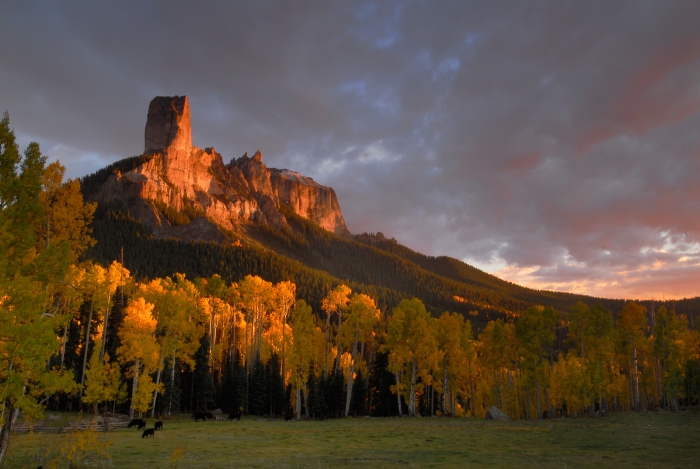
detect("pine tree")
[267,354,285,416]
[250,356,267,415]
[233,351,247,416]
[219,353,236,414]
[192,332,216,411]
[351,369,367,416]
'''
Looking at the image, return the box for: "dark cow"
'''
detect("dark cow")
[142,428,155,438]
[228,408,243,421]
[155,420,163,431]
[192,411,206,422]
[127,418,146,429]
[204,411,214,420]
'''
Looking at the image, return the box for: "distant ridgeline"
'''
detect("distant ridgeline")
[81,96,700,326]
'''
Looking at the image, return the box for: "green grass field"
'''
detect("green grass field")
[6,410,699,468]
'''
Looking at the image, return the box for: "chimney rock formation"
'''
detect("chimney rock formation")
[93,96,351,242]
[144,96,191,154]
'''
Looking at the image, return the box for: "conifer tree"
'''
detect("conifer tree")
[351,369,367,416]
[250,356,267,415]
[192,332,216,411]
[267,354,285,416]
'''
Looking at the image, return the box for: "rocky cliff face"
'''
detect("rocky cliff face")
[94,96,350,241]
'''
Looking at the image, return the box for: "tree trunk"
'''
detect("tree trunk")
[536,379,542,419]
[468,356,475,416]
[395,371,403,417]
[60,321,68,366]
[167,354,177,416]
[79,298,95,401]
[325,315,331,375]
[442,357,448,415]
[654,358,663,408]
[334,312,343,374]
[295,378,301,420]
[0,404,19,466]
[129,359,140,419]
[100,294,111,363]
[632,348,641,411]
[409,359,417,417]
[282,316,286,383]
[150,351,165,418]
[344,326,359,418]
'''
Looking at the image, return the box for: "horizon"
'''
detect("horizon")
[2,2,700,300]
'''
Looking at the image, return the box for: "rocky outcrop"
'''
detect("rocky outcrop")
[144,96,191,155]
[93,96,350,240]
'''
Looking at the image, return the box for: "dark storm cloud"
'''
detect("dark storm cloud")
[2,1,700,299]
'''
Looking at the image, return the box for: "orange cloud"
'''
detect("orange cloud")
[577,34,700,155]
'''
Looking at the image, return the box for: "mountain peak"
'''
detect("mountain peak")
[89,96,350,241]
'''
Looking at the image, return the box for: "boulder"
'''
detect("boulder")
[485,406,511,421]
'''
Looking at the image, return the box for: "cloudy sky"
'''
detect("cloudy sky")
[2,1,700,300]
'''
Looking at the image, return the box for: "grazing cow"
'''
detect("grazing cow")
[204,411,214,420]
[284,410,293,421]
[128,418,145,429]
[155,421,163,431]
[192,411,206,422]
[137,420,147,430]
[142,428,155,438]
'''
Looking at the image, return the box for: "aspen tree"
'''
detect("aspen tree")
[382,299,438,417]
[321,285,351,375]
[117,298,161,418]
[340,294,380,417]
[615,302,648,410]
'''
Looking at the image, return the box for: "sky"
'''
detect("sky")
[2,1,700,300]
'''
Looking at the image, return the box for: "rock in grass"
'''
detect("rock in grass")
[485,406,511,421]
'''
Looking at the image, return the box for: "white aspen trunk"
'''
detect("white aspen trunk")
[295,377,301,420]
[129,359,140,419]
[60,322,68,366]
[503,371,508,416]
[282,317,286,383]
[100,294,111,362]
[395,370,403,417]
[536,379,542,419]
[79,298,95,400]
[168,353,177,415]
[442,357,448,415]
[0,405,20,466]
[150,350,166,418]
[325,315,331,375]
[409,359,417,417]
[334,312,342,373]
[344,327,359,417]
[632,348,640,410]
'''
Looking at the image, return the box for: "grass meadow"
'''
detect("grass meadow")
[6,410,699,468]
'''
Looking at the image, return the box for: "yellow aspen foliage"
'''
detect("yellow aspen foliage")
[117,297,160,417]
[82,337,125,412]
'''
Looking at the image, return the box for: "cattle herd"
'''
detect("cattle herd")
[124,408,244,440]
[126,418,163,438]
